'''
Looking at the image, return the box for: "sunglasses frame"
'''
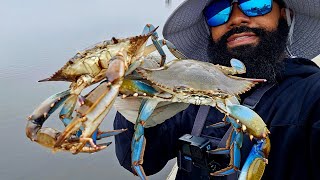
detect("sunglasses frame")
[204,0,273,27]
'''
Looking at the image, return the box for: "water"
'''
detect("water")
[0,1,183,179]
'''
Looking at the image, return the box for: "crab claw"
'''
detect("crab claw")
[26,90,72,142]
[239,137,271,180]
[26,120,110,153]
[54,80,122,154]
[226,104,269,139]
[27,90,71,121]
[26,118,46,142]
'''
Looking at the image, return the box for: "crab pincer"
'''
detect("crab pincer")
[53,79,125,154]
[208,101,271,179]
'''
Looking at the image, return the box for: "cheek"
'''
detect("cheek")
[253,6,282,31]
[254,17,280,31]
[211,27,227,42]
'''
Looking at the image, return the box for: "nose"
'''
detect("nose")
[227,3,250,27]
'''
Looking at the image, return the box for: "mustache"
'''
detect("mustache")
[219,26,266,43]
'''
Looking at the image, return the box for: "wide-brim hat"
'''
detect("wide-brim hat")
[163,0,320,61]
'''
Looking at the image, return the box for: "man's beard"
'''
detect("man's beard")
[207,18,289,83]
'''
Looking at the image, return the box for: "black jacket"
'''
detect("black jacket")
[114,58,320,180]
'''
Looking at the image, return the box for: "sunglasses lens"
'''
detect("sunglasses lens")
[239,0,272,17]
[204,0,231,27]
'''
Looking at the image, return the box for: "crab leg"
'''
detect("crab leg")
[132,99,160,180]
[143,24,187,66]
[143,39,187,63]
[118,78,161,179]
[209,99,270,179]
[210,127,243,176]
[143,24,167,66]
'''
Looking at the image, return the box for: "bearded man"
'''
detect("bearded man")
[114,0,320,179]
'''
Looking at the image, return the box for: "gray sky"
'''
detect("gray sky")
[0,1,184,180]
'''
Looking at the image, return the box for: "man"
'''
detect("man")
[114,0,320,179]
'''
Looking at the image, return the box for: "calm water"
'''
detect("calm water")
[0,1,183,179]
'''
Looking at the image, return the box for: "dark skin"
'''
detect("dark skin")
[211,1,287,50]
[206,0,291,83]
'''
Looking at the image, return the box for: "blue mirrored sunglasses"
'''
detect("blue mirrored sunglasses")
[204,0,272,27]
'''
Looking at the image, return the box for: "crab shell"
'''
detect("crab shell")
[137,59,258,100]
[39,31,155,83]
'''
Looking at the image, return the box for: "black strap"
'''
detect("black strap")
[242,84,274,109]
[218,126,233,148]
[191,105,210,136]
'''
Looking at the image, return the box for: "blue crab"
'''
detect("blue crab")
[26,24,185,153]
[115,56,270,180]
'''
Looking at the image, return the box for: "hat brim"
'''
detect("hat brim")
[163,0,320,61]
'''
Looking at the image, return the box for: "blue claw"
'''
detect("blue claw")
[230,58,246,74]
[239,138,270,180]
[26,90,71,141]
[28,90,71,121]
